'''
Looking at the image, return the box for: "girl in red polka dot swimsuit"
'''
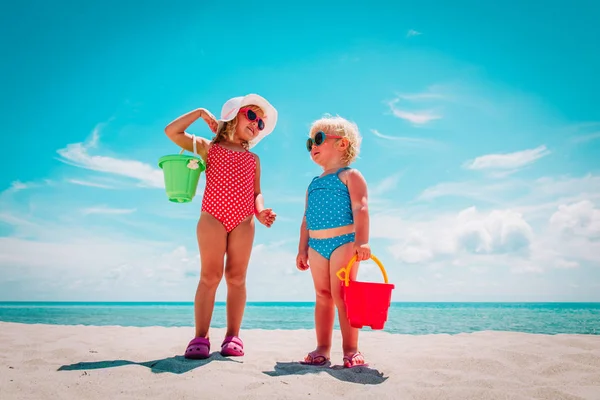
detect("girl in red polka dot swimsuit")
[165,94,278,360]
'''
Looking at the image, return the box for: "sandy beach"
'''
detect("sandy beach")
[1,322,599,399]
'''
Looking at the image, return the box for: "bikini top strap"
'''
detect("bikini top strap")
[309,168,351,185]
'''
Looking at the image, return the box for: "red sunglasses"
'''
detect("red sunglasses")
[239,108,265,131]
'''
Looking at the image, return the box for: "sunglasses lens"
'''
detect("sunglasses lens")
[246,109,257,121]
[314,131,325,145]
[258,119,264,130]
[306,139,313,152]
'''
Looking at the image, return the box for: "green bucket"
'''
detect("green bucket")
[158,139,206,203]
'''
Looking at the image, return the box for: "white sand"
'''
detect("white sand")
[1,322,599,399]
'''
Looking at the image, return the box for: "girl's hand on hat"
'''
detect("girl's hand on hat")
[354,243,371,261]
[199,108,218,134]
[256,208,276,228]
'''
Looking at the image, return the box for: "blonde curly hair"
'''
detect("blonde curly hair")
[309,115,362,164]
[212,104,264,151]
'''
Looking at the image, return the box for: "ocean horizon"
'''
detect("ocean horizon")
[1,301,598,335]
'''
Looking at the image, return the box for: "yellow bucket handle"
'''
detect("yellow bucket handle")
[335,254,389,287]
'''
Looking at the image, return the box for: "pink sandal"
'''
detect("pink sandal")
[300,350,330,366]
[343,352,368,368]
[220,336,244,357]
[184,337,210,359]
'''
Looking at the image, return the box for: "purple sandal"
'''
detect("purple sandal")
[343,352,368,368]
[300,350,330,366]
[220,336,244,357]
[184,337,210,359]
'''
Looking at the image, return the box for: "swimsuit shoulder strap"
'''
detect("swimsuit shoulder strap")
[335,167,352,179]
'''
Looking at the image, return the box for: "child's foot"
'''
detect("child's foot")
[343,351,368,368]
[300,349,330,366]
[184,337,210,359]
[220,336,244,357]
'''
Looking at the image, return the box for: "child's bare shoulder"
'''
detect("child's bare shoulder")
[339,167,363,183]
[338,167,360,185]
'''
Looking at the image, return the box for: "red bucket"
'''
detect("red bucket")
[336,254,395,330]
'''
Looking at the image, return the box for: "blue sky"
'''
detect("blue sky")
[1,0,599,302]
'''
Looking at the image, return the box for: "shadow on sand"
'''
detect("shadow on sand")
[58,352,241,375]
[262,361,388,385]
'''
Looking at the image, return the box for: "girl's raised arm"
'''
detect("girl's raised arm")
[164,108,217,160]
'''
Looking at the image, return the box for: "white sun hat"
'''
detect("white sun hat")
[218,93,278,148]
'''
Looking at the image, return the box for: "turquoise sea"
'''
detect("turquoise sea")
[1,302,599,335]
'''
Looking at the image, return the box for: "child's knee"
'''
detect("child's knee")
[200,269,223,288]
[330,289,345,306]
[224,269,247,287]
[315,287,332,300]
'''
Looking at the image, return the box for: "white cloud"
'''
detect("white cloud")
[387,99,441,125]
[9,181,29,191]
[429,175,600,204]
[464,145,550,171]
[246,242,314,300]
[524,200,600,269]
[417,174,600,229]
[0,236,157,271]
[2,176,598,301]
[382,86,448,126]
[373,206,533,265]
[417,180,518,203]
[3,180,52,194]
[371,171,403,197]
[566,122,600,143]
[487,169,520,179]
[406,29,422,37]
[56,124,164,188]
[555,259,579,269]
[370,129,442,148]
[0,234,202,301]
[0,179,315,301]
[455,207,533,254]
[393,86,448,101]
[549,200,600,239]
[81,206,137,216]
[396,92,444,101]
[572,131,600,143]
[67,179,116,189]
[372,173,600,282]
[0,212,39,235]
[0,231,317,301]
[527,175,600,199]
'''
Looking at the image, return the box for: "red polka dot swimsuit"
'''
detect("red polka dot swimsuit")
[201,143,257,233]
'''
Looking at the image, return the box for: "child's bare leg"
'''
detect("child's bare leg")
[306,248,335,360]
[330,243,365,366]
[223,216,255,337]
[194,212,227,338]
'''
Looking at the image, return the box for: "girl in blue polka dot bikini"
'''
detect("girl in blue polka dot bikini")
[296,115,371,368]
